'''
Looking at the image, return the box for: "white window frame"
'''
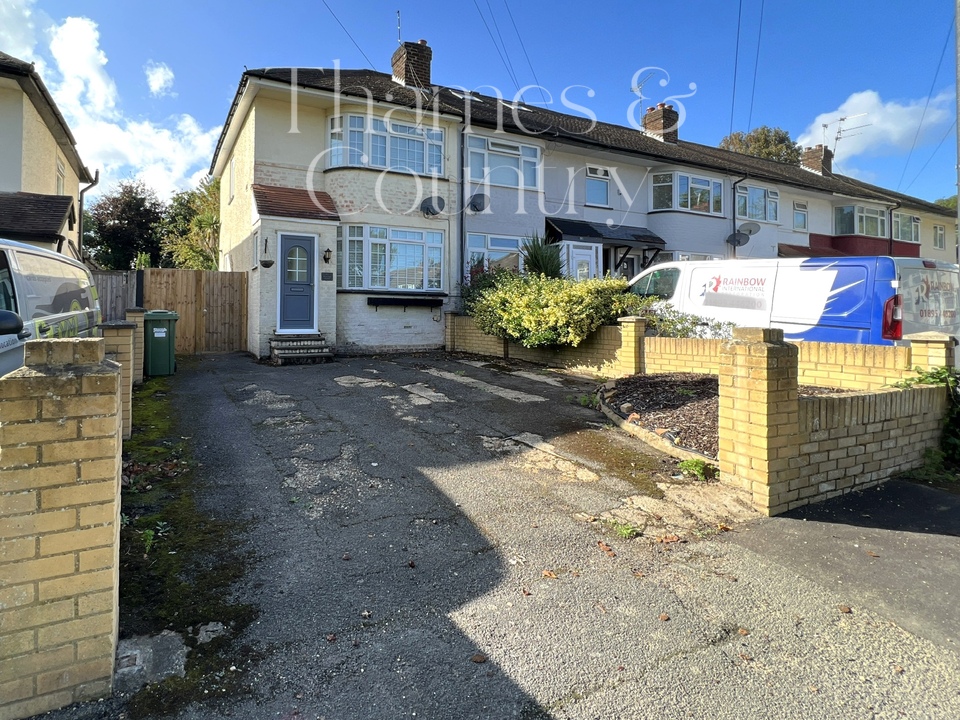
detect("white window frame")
[933,224,946,250]
[229,157,235,202]
[328,114,443,176]
[56,158,65,196]
[336,224,443,292]
[585,166,610,207]
[892,212,921,244]
[736,185,779,223]
[793,201,808,231]
[467,135,540,190]
[466,234,524,278]
[650,172,723,215]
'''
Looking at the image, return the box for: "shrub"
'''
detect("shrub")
[520,234,563,278]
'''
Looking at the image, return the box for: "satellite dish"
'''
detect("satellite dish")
[467,193,489,212]
[725,232,751,247]
[420,196,445,216]
[738,221,761,236]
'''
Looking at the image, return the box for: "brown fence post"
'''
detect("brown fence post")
[905,332,957,372]
[616,316,646,376]
[718,328,801,516]
[0,338,121,720]
[124,308,146,385]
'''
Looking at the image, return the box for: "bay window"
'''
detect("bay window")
[736,185,779,222]
[329,115,443,175]
[468,136,539,189]
[834,205,887,237]
[337,225,443,291]
[651,172,723,215]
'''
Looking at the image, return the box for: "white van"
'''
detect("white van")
[628,256,960,350]
[0,239,102,376]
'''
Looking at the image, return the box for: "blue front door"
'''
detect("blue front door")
[279,235,315,331]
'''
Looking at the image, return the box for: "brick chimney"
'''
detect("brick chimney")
[391,39,432,88]
[642,103,680,143]
[801,144,833,174]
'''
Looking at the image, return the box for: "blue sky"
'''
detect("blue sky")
[2,0,956,204]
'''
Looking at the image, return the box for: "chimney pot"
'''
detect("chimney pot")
[647,106,656,113]
[418,39,427,45]
[657,102,666,109]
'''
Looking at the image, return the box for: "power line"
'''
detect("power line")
[746,0,765,131]
[320,0,378,72]
[473,0,520,95]
[903,118,957,193]
[729,0,744,137]
[486,0,521,92]
[896,14,954,190]
[503,0,549,106]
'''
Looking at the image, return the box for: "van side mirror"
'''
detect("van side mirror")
[0,310,24,336]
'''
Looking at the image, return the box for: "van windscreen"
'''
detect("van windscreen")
[0,252,15,313]
[631,268,679,299]
[16,252,95,320]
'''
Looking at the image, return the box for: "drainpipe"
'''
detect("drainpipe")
[887,200,901,257]
[458,123,466,306]
[730,175,748,258]
[78,169,100,262]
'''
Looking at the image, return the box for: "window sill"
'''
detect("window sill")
[584,203,613,210]
[338,289,447,297]
[468,180,541,192]
[649,208,725,218]
[325,165,449,181]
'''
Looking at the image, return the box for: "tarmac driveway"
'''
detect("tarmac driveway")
[56,352,960,719]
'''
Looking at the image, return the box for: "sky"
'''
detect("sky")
[1,0,957,204]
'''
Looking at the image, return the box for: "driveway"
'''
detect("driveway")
[48,352,960,719]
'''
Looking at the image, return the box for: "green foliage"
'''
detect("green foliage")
[719,125,802,165]
[471,274,638,348]
[677,459,717,481]
[161,177,221,270]
[460,262,515,314]
[891,366,960,464]
[134,252,152,269]
[935,195,957,211]
[644,304,736,339]
[87,180,167,270]
[606,519,642,539]
[520,234,563,278]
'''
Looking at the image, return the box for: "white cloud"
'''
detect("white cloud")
[3,2,218,199]
[145,60,176,97]
[797,89,954,168]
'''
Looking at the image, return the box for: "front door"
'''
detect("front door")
[278,234,315,332]
[569,245,597,281]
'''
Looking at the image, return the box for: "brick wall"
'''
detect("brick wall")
[100,322,135,440]
[124,308,145,385]
[0,338,121,720]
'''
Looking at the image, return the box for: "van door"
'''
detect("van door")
[685,262,776,326]
[899,261,960,349]
[0,249,27,375]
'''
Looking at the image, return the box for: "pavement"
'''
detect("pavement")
[39,351,960,720]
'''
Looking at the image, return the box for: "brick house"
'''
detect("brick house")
[210,40,957,357]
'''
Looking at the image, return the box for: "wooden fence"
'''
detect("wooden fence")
[142,269,247,354]
[93,271,138,322]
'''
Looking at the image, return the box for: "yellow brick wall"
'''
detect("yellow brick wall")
[0,339,121,720]
[100,323,135,440]
[642,337,723,375]
[124,309,146,386]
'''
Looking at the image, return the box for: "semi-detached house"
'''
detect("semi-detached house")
[210,40,958,359]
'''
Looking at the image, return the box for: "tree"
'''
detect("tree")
[161,177,221,270]
[719,126,802,165]
[86,181,166,270]
[935,195,957,212]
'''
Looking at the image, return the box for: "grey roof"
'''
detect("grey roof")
[211,67,949,215]
[0,191,75,241]
[545,217,665,249]
[0,51,93,184]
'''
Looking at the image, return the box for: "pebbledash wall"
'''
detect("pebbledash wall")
[0,338,124,720]
[445,314,955,516]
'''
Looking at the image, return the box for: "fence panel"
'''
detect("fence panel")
[142,269,246,354]
[92,271,138,321]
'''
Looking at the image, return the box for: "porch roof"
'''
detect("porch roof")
[545,217,665,249]
[777,243,850,258]
[0,191,75,242]
[252,184,339,222]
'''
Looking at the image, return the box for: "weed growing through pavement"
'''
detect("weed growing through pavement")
[677,458,717,482]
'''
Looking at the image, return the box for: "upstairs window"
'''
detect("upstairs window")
[467,136,539,189]
[585,167,610,206]
[56,158,65,196]
[736,185,778,222]
[651,172,723,215]
[892,212,920,243]
[793,201,808,231]
[329,115,444,175]
[835,205,887,237]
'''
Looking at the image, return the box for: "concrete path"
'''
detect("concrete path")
[41,352,960,719]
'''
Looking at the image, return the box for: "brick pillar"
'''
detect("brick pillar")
[905,332,956,371]
[100,321,136,440]
[0,338,121,720]
[445,312,457,352]
[124,308,146,385]
[718,327,801,516]
[617,316,646,376]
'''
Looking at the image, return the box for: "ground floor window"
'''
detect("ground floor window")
[337,225,443,291]
[466,234,524,279]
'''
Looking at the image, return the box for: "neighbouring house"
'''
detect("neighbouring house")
[0,50,95,259]
[211,40,958,358]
